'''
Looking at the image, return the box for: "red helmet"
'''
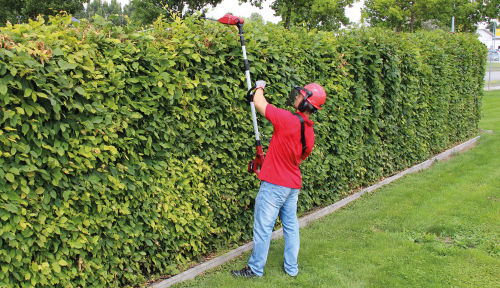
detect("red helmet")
[300,83,326,110]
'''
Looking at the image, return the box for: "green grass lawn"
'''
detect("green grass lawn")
[172,91,500,288]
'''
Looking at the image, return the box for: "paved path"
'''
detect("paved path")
[484,70,500,81]
[484,67,500,90]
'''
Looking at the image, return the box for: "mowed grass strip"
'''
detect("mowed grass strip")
[172,91,500,288]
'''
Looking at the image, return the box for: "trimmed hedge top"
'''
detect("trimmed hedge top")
[0,15,486,287]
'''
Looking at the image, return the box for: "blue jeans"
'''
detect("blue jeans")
[248,181,300,277]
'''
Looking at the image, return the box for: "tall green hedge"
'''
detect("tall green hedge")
[0,15,485,287]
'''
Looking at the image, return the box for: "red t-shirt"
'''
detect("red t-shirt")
[258,104,315,188]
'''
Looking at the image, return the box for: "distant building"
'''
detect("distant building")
[477,28,497,50]
[477,20,500,51]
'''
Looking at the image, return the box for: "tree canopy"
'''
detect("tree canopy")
[0,0,226,26]
[241,0,355,30]
[248,12,264,23]
[75,0,129,25]
[0,0,85,25]
[87,0,122,19]
[129,0,223,25]
[363,0,500,32]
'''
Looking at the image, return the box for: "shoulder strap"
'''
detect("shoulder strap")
[293,113,306,154]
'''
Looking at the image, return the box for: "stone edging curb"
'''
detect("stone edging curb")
[150,136,480,288]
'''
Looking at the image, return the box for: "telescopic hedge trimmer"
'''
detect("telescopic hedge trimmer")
[200,14,265,175]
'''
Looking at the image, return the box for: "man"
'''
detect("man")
[231,80,327,278]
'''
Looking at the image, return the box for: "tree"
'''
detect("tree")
[0,0,85,25]
[248,12,264,23]
[23,0,85,19]
[362,0,437,32]
[107,0,123,18]
[299,0,355,30]
[123,2,135,19]
[363,0,498,33]
[129,0,223,25]
[0,0,24,24]
[241,0,354,31]
[76,0,126,25]
[481,0,500,22]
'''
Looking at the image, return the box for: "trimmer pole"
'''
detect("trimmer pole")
[201,14,264,175]
[235,22,264,175]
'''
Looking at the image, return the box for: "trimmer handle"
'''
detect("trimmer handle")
[246,86,256,103]
[248,146,265,175]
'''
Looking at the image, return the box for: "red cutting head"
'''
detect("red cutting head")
[218,14,244,25]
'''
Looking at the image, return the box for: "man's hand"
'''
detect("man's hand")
[253,80,268,116]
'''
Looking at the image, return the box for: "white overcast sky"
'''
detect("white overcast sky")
[114,0,365,24]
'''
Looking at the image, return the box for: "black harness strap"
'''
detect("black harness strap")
[293,113,306,154]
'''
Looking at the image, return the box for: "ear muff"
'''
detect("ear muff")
[298,89,314,112]
[298,99,307,112]
[291,85,316,112]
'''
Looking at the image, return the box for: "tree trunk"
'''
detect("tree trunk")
[409,1,415,32]
[410,9,415,32]
[284,4,291,29]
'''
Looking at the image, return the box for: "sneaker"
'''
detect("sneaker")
[231,266,258,278]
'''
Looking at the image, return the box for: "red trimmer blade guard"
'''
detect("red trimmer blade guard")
[218,14,244,25]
